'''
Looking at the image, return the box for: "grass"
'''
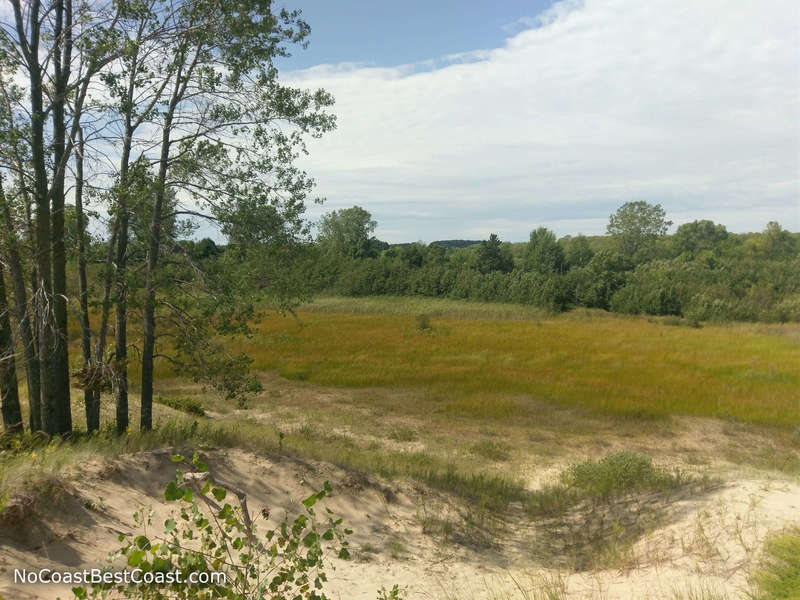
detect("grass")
[154,394,205,416]
[387,426,418,442]
[230,296,800,427]
[470,439,513,461]
[749,527,800,600]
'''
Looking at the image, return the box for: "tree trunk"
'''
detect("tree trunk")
[0,261,22,433]
[48,0,72,435]
[113,136,132,434]
[141,109,177,432]
[140,48,191,432]
[27,41,58,436]
[0,176,40,431]
[74,128,98,432]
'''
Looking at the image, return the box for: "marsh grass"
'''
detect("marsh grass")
[236,297,800,427]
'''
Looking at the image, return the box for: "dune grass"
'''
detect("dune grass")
[228,297,800,427]
[750,527,800,600]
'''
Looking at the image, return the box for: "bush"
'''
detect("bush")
[561,451,680,500]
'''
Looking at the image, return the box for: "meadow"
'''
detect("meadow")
[236,296,800,427]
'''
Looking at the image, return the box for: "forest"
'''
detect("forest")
[253,202,800,323]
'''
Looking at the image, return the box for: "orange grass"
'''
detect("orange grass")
[232,304,800,427]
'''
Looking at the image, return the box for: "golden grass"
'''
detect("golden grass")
[231,297,800,427]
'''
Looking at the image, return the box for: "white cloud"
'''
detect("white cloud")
[286,0,800,242]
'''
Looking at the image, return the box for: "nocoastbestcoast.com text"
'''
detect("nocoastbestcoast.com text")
[14,568,227,586]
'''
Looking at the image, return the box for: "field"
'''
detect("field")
[242,297,800,425]
[2,296,800,599]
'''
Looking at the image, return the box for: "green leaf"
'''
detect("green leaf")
[134,535,151,550]
[212,487,227,501]
[164,481,183,501]
[301,492,318,508]
[164,518,176,533]
[128,549,145,567]
[171,454,184,462]
[302,532,318,547]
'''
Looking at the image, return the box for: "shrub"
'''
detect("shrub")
[72,453,351,599]
[561,450,680,499]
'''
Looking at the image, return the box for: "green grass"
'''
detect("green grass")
[154,394,205,416]
[234,296,800,427]
[750,527,800,600]
[469,439,513,461]
[526,451,697,518]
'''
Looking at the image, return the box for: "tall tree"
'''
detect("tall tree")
[607,201,672,263]
[137,0,335,430]
[476,233,514,274]
[523,227,564,274]
[317,206,377,259]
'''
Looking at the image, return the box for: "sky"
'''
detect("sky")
[273,0,800,243]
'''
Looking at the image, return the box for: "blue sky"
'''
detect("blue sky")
[276,0,555,71]
[275,0,800,243]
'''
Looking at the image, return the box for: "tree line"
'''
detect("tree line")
[0,0,334,436]
[306,202,800,323]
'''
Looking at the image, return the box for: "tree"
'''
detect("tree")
[761,221,797,260]
[523,227,564,274]
[476,234,514,274]
[136,0,335,431]
[317,206,377,259]
[1,0,124,435]
[673,220,728,257]
[562,235,594,269]
[0,0,335,437]
[607,201,672,263]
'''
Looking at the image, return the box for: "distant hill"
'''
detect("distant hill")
[387,239,482,249]
[430,239,482,249]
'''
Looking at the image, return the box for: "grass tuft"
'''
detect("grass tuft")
[154,395,205,416]
[749,527,800,600]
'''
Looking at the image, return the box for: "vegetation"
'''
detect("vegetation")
[154,395,206,417]
[0,0,334,437]
[73,453,351,599]
[749,528,800,600]
[0,2,795,599]
[239,299,800,426]
[303,204,798,323]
